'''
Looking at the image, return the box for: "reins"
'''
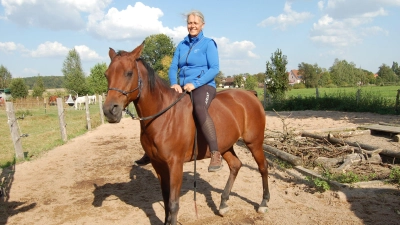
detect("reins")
[125,91,187,121]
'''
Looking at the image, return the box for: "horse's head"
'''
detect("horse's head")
[103,42,144,123]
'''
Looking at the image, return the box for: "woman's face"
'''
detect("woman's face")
[187,14,204,37]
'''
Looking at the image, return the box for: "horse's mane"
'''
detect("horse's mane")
[114,50,171,92]
[137,58,171,92]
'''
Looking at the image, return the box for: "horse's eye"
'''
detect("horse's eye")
[127,71,133,77]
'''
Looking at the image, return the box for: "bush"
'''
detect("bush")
[292,83,306,89]
[389,167,400,185]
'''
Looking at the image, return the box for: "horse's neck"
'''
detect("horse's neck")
[134,82,178,119]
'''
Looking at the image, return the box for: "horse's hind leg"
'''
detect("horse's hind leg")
[219,146,242,216]
[246,142,270,213]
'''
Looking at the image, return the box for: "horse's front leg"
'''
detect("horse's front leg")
[219,147,241,215]
[166,162,184,225]
[153,164,172,224]
[154,161,184,225]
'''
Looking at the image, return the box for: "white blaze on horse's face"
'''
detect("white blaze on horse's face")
[187,14,204,38]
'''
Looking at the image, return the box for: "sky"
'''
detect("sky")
[0,0,399,78]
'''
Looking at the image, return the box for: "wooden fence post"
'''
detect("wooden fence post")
[5,102,24,160]
[99,95,104,124]
[356,89,361,106]
[85,96,91,130]
[56,98,68,142]
[395,89,400,114]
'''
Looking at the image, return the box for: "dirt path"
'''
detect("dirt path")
[1,111,400,225]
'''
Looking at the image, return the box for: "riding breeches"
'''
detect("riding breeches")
[191,85,218,152]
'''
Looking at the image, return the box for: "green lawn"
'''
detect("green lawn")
[286,86,400,99]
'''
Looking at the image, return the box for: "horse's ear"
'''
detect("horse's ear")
[130,41,145,59]
[109,47,117,59]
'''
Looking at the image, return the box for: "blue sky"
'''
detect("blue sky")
[0,0,399,78]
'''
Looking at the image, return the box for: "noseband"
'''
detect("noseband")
[108,60,142,100]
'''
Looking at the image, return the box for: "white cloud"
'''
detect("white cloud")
[310,1,391,47]
[29,41,69,58]
[0,0,110,30]
[318,1,325,11]
[361,26,389,36]
[74,45,102,61]
[87,2,168,41]
[257,2,313,30]
[212,37,259,75]
[0,42,26,52]
[310,15,362,47]
[213,37,258,59]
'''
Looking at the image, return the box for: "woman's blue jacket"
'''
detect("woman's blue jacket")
[168,31,219,88]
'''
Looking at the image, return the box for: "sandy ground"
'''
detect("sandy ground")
[1,110,400,225]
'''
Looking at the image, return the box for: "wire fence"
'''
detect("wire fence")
[0,96,113,167]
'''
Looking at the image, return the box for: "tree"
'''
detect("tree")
[233,74,244,88]
[9,78,29,99]
[215,71,224,88]
[141,34,175,73]
[87,62,108,94]
[392,61,400,76]
[0,65,12,88]
[329,59,360,86]
[265,49,288,100]
[157,55,173,82]
[32,74,45,97]
[319,70,332,87]
[62,48,88,96]
[298,62,321,88]
[254,72,265,84]
[244,75,257,90]
[377,64,398,83]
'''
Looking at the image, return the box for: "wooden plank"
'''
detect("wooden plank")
[358,124,400,134]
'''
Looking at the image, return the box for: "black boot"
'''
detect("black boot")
[134,153,151,166]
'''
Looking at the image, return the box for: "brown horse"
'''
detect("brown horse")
[48,95,57,106]
[103,43,269,225]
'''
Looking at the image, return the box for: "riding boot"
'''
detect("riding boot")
[208,151,222,172]
[134,153,151,166]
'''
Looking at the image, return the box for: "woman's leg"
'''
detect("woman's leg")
[192,85,222,172]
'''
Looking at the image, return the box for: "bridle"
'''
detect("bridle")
[108,60,143,100]
[107,59,187,121]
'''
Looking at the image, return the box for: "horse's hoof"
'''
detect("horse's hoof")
[219,206,230,216]
[257,206,268,214]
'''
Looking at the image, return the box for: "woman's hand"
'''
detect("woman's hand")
[183,83,195,92]
[170,84,183,93]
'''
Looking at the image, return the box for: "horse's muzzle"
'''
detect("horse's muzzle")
[103,103,123,123]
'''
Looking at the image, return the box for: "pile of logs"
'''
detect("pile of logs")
[263,131,400,173]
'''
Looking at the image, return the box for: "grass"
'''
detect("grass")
[286,85,400,100]
[0,97,116,168]
[254,85,400,114]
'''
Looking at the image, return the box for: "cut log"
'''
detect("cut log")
[326,134,400,159]
[331,129,371,138]
[262,144,302,166]
[379,122,400,127]
[332,153,363,173]
[315,157,343,168]
[393,134,400,142]
[301,132,326,140]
